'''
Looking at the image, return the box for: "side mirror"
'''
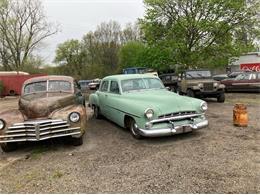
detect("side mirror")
[166,87,170,91]
[76,91,82,96]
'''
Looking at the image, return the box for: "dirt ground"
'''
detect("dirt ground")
[0,93,259,193]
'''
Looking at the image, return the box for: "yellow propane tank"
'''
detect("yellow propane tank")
[233,103,248,127]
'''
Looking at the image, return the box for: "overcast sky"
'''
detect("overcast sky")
[40,0,145,64]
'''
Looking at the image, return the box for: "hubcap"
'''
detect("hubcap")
[131,123,138,135]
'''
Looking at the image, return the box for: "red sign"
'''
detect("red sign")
[240,63,260,71]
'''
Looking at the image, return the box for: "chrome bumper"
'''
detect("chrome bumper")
[0,119,81,143]
[137,118,208,138]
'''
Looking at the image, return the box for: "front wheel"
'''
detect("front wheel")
[177,87,183,95]
[93,105,102,119]
[1,143,17,152]
[187,89,195,97]
[217,92,225,103]
[129,119,143,139]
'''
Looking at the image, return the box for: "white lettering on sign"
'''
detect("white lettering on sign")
[240,63,260,71]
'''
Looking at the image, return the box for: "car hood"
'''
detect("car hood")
[122,90,202,116]
[19,92,75,119]
[187,79,218,83]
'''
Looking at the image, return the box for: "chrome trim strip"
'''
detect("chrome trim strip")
[0,127,80,139]
[13,119,63,126]
[0,118,82,143]
[0,132,81,143]
[149,113,203,124]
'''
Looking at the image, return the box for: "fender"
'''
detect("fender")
[0,109,25,135]
[50,104,87,132]
[89,93,100,107]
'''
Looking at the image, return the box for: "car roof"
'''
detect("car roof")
[23,75,74,85]
[103,74,158,81]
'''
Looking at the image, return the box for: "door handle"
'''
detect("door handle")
[105,94,108,97]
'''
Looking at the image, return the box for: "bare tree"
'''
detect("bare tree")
[0,0,58,71]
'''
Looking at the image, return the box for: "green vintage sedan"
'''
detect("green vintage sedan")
[89,74,208,139]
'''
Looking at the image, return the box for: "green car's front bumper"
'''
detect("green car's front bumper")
[136,113,208,137]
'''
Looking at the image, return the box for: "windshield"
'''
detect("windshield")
[24,80,72,94]
[186,70,212,79]
[121,78,164,92]
[123,68,147,74]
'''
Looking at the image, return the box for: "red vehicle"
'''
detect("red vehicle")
[221,72,260,93]
[0,74,47,96]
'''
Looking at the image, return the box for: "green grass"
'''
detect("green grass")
[30,146,49,159]
[52,170,64,179]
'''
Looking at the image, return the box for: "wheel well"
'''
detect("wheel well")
[9,90,15,96]
[124,115,133,129]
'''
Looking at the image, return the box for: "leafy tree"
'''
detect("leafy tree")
[54,39,85,79]
[118,41,146,70]
[0,0,58,71]
[55,21,142,79]
[140,0,260,69]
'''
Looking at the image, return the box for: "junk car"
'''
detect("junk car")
[89,74,208,139]
[178,69,225,102]
[0,76,87,152]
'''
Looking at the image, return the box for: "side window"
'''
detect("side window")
[110,81,120,94]
[243,74,250,80]
[100,81,109,92]
[250,73,256,80]
[74,81,81,95]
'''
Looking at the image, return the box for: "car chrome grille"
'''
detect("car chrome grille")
[203,83,213,91]
[158,111,197,119]
[0,119,81,143]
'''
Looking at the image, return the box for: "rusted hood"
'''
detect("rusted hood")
[19,92,75,119]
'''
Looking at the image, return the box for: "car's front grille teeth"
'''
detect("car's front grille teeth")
[158,111,196,119]
[203,83,214,91]
[0,120,81,143]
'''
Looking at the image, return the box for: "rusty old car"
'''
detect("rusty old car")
[0,76,87,152]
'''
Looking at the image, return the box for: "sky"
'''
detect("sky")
[40,0,145,64]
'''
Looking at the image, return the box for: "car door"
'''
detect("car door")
[105,80,124,126]
[247,73,260,92]
[96,80,109,116]
[231,74,250,91]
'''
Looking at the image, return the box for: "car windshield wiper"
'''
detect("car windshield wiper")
[186,73,194,78]
[47,90,71,93]
[196,73,204,78]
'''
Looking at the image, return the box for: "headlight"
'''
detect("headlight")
[0,119,5,130]
[69,112,80,123]
[198,83,203,88]
[214,82,219,87]
[200,102,208,112]
[144,108,154,120]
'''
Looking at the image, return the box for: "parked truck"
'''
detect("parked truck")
[0,73,47,97]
